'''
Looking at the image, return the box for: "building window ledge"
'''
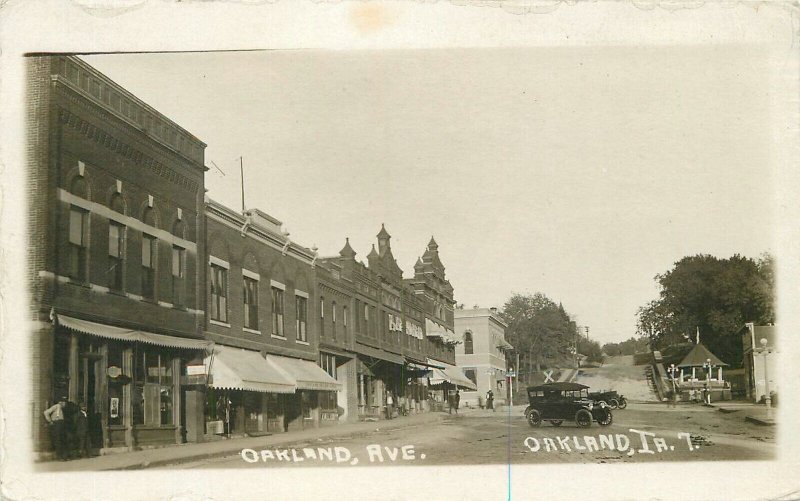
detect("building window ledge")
[271,334,287,341]
[243,327,261,335]
[210,319,231,328]
[296,340,310,346]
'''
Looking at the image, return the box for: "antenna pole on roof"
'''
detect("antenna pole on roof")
[240,156,246,213]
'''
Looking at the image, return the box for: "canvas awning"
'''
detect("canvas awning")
[353,343,405,365]
[205,345,296,394]
[425,319,458,344]
[427,359,478,390]
[497,338,513,350]
[57,314,213,351]
[266,355,342,391]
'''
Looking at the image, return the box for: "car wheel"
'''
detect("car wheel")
[618,398,627,409]
[550,420,563,427]
[608,399,619,409]
[575,409,592,428]
[597,409,613,426]
[527,409,542,427]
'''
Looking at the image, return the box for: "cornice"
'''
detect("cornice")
[56,105,200,194]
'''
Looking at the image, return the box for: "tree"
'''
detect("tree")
[636,253,775,368]
[500,293,580,383]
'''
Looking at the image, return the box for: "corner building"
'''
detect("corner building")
[27,56,210,455]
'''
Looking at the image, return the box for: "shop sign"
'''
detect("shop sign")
[186,365,207,376]
[110,397,119,418]
[107,366,122,378]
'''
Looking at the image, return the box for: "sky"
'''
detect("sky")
[83,47,774,346]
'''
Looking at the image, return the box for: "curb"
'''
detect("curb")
[745,415,776,427]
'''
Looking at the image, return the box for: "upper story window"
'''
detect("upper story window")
[108,221,125,291]
[331,301,337,341]
[171,221,186,307]
[464,331,474,355]
[342,305,348,339]
[243,276,259,330]
[210,263,228,322]
[319,297,325,338]
[295,295,307,342]
[107,194,126,291]
[141,234,156,300]
[271,286,285,337]
[68,206,88,282]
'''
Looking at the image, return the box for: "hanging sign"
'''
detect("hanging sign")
[186,365,207,376]
[107,366,122,378]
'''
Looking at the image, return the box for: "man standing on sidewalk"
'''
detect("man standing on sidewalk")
[43,396,68,461]
[386,391,394,420]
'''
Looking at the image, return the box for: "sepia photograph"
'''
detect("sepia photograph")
[2,1,799,500]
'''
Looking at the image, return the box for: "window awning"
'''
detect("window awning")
[425,319,459,344]
[57,314,213,351]
[205,345,296,394]
[497,338,513,350]
[267,355,342,391]
[353,343,405,365]
[426,359,478,390]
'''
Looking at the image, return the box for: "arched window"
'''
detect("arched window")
[70,176,87,198]
[110,193,125,214]
[464,331,474,355]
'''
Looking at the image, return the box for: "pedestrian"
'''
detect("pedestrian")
[43,396,68,461]
[486,390,495,411]
[447,390,453,414]
[703,384,711,405]
[454,389,461,415]
[74,405,91,458]
[386,391,394,420]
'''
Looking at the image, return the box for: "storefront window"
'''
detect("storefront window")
[134,346,175,426]
[319,391,337,411]
[301,391,313,419]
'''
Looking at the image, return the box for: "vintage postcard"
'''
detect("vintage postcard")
[1,1,799,500]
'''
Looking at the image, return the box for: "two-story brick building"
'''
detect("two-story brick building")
[201,202,340,438]
[28,55,212,455]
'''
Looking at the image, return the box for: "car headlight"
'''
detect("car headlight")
[599,401,607,408]
[587,403,593,410]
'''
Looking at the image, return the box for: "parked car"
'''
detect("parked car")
[524,382,613,428]
[588,390,628,409]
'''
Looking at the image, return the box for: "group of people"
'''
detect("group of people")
[43,396,92,461]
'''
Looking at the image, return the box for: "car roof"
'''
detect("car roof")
[527,382,590,391]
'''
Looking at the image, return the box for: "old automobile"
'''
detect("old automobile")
[588,390,628,409]
[524,382,613,428]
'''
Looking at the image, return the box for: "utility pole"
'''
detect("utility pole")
[240,156,246,212]
[585,326,590,340]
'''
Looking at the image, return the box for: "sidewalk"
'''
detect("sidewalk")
[714,401,777,426]
[36,411,447,472]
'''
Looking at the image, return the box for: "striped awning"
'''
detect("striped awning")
[205,345,295,394]
[427,359,478,390]
[425,319,459,344]
[57,314,212,351]
[267,355,342,392]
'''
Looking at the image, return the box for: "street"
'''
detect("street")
[174,402,775,469]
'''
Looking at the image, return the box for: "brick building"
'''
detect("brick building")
[318,228,461,419]
[27,56,468,460]
[27,55,211,455]
[201,201,340,438]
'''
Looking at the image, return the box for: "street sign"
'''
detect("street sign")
[543,370,554,383]
[506,371,516,378]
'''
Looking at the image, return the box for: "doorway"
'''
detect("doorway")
[78,352,103,450]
